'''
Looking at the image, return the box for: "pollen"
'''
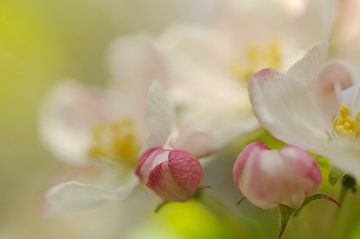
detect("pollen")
[333,104,360,137]
[88,118,140,167]
[230,39,281,82]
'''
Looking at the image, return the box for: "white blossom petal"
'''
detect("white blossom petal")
[322,138,360,180]
[39,81,116,164]
[351,84,360,114]
[47,174,139,212]
[144,81,175,150]
[108,34,170,100]
[249,68,329,152]
[314,62,353,120]
[107,34,172,127]
[157,25,233,76]
[172,111,257,157]
[287,40,328,85]
[280,0,309,17]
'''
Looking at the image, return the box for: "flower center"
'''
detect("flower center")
[333,104,360,137]
[88,118,141,167]
[230,39,281,82]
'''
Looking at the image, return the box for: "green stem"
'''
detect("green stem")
[328,174,356,239]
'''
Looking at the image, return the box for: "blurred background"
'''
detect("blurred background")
[2,0,360,238]
[0,0,216,238]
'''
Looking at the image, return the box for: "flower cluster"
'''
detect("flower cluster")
[39,0,360,238]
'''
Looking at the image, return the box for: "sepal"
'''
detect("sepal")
[328,166,345,186]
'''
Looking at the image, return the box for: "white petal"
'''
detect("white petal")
[108,33,169,100]
[172,111,258,157]
[287,40,328,85]
[157,24,233,76]
[39,80,115,164]
[107,34,172,127]
[280,0,308,16]
[322,138,360,180]
[47,174,139,212]
[313,62,353,120]
[144,81,175,149]
[249,68,329,152]
[351,84,360,113]
[171,130,214,158]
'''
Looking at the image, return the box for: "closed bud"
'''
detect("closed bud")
[135,147,203,201]
[233,141,322,209]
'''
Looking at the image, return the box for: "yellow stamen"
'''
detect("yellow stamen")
[88,118,140,167]
[333,104,360,137]
[230,39,282,82]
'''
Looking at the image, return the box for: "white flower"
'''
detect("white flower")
[248,41,360,179]
[40,33,215,210]
[40,34,168,211]
[150,0,336,148]
[40,34,166,165]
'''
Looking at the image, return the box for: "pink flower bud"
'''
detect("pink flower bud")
[233,141,322,209]
[135,147,203,201]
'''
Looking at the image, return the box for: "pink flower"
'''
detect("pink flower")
[233,141,322,209]
[135,147,203,201]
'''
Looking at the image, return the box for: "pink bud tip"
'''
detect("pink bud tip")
[233,141,322,209]
[135,148,203,201]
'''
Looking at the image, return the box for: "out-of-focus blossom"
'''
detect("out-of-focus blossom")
[332,0,360,49]
[280,0,309,17]
[40,34,168,211]
[148,0,336,148]
[248,41,360,179]
[331,0,360,76]
[135,82,209,202]
[216,0,335,57]
[233,141,321,209]
[41,41,214,210]
[40,34,166,165]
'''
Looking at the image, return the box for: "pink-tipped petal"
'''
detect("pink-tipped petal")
[315,62,353,120]
[39,80,118,164]
[143,81,175,150]
[233,141,269,186]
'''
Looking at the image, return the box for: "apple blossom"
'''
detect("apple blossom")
[233,141,321,209]
[42,34,169,211]
[332,0,360,60]
[248,41,360,180]
[152,0,336,148]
